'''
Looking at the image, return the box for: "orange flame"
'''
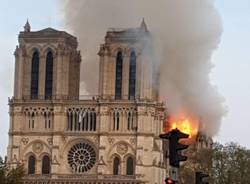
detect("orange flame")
[168,117,199,139]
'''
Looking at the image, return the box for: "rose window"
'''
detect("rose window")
[67,142,96,173]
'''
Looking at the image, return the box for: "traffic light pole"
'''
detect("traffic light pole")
[160,128,189,184]
[169,166,179,182]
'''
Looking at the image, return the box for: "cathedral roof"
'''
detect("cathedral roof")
[19,24,78,48]
[105,19,150,44]
[37,27,60,33]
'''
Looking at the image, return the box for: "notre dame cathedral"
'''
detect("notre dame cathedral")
[7,20,168,184]
[7,19,212,183]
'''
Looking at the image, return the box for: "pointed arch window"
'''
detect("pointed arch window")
[126,156,134,175]
[129,51,136,100]
[127,112,132,131]
[28,155,36,175]
[30,51,39,99]
[42,155,50,175]
[45,51,53,99]
[113,156,120,175]
[113,111,120,131]
[115,51,123,99]
[116,112,120,131]
[113,112,116,131]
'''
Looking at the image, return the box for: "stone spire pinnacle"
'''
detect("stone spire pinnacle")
[140,18,148,32]
[24,19,31,32]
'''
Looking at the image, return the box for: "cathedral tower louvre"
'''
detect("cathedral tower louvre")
[7,20,167,184]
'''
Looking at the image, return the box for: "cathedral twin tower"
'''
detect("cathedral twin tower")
[7,20,166,184]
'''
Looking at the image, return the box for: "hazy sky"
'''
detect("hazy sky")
[0,0,250,156]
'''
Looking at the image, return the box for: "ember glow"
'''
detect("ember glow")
[169,117,199,139]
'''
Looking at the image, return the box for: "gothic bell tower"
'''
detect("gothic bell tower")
[96,20,166,184]
[98,19,158,101]
[8,21,82,179]
[13,20,81,101]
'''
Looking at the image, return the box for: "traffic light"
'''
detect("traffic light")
[195,171,209,184]
[160,128,189,167]
[165,178,176,184]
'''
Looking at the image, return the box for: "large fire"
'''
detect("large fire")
[168,116,199,140]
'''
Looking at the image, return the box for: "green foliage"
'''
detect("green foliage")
[179,146,213,183]
[179,142,250,184]
[0,156,25,184]
[212,142,250,184]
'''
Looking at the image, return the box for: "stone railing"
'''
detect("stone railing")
[9,94,161,104]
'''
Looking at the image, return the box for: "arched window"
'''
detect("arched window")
[113,111,120,131]
[30,51,39,99]
[116,113,120,131]
[93,112,96,131]
[115,51,123,99]
[30,112,35,129]
[113,156,120,175]
[74,111,78,131]
[28,155,36,175]
[81,112,87,131]
[89,111,97,131]
[127,112,132,130]
[85,112,89,130]
[44,115,47,129]
[45,51,53,99]
[113,112,116,131]
[129,51,136,100]
[67,112,73,131]
[48,120,51,129]
[42,155,50,175]
[126,157,134,175]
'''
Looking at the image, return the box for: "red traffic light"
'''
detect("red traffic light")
[165,178,175,184]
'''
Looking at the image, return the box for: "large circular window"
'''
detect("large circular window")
[67,142,96,173]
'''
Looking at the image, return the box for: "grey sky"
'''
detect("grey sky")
[0,0,250,156]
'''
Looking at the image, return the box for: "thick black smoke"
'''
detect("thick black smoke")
[61,0,226,136]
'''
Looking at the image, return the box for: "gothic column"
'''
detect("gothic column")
[51,105,64,176]
[136,54,143,99]
[14,46,23,99]
[110,56,116,99]
[99,106,109,132]
[54,47,65,99]
[98,53,105,95]
[38,54,46,99]
[62,51,70,97]
[23,53,32,98]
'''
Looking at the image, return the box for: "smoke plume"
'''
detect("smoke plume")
[61,0,226,136]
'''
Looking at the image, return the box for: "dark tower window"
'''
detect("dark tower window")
[115,51,123,99]
[129,51,136,100]
[113,156,120,175]
[42,155,50,175]
[30,51,39,99]
[45,51,53,99]
[126,157,134,175]
[28,155,36,175]
[127,112,132,130]
[113,112,116,131]
[116,112,120,131]
[93,111,96,131]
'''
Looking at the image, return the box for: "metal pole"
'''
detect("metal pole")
[169,166,179,182]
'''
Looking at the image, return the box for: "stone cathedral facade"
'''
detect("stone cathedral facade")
[7,20,167,184]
